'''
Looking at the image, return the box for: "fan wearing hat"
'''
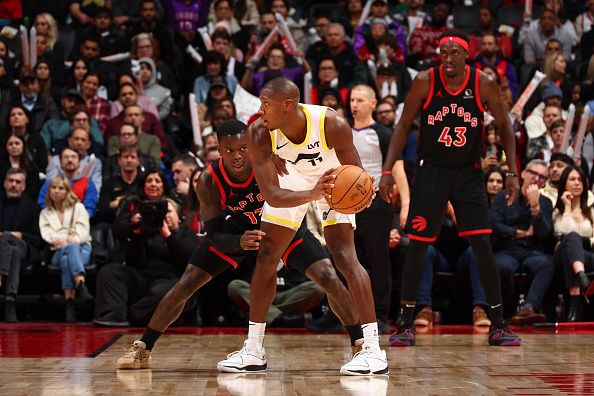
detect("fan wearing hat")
[525,81,568,142]
[196,75,233,132]
[9,71,59,136]
[78,7,128,57]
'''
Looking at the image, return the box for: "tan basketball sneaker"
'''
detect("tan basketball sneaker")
[472,305,491,327]
[413,306,433,327]
[117,341,152,370]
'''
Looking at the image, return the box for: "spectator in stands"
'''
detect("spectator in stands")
[196,77,232,129]
[128,0,176,66]
[76,36,119,100]
[523,9,575,65]
[34,13,65,65]
[553,165,594,322]
[376,100,397,129]
[468,7,512,61]
[41,101,104,153]
[217,97,236,119]
[64,58,89,92]
[0,133,42,199]
[526,119,566,163]
[341,0,364,37]
[107,89,167,152]
[209,0,241,35]
[543,52,574,109]
[34,60,61,106]
[81,72,111,133]
[408,1,450,67]
[270,0,306,52]
[575,0,594,41]
[481,66,514,112]
[474,33,518,100]
[34,32,65,89]
[129,33,177,97]
[78,7,129,57]
[228,262,325,327]
[211,27,246,81]
[306,23,368,89]
[46,127,103,192]
[97,145,144,224]
[39,174,94,322]
[0,168,42,322]
[522,0,578,48]
[94,177,197,327]
[8,71,59,135]
[541,153,593,206]
[492,159,555,324]
[138,58,172,121]
[3,105,48,172]
[110,81,159,120]
[525,83,566,145]
[69,0,101,29]
[485,167,506,207]
[394,0,429,42]
[171,153,199,202]
[193,50,239,104]
[242,44,307,96]
[108,114,161,166]
[309,58,348,106]
[38,147,99,218]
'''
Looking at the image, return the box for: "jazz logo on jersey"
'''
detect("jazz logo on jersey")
[427,103,478,128]
[288,152,323,166]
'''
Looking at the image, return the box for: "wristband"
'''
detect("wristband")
[381,170,392,175]
[505,172,518,178]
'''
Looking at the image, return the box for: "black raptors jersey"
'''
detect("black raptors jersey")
[207,157,264,231]
[418,65,485,167]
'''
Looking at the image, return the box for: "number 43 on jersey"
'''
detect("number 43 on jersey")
[438,126,467,147]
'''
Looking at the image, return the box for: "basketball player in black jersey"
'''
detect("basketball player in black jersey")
[379,31,522,346]
[116,120,362,370]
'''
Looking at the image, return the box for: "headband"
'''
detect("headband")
[438,36,469,51]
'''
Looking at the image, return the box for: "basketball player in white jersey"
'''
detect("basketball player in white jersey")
[217,77,388,376]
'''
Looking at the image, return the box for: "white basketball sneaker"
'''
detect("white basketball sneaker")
[217,340,267,373]
[340,346,389,376]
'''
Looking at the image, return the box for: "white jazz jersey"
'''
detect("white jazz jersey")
[263,104,356,231]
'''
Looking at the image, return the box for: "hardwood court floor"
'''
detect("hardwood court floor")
[1,324,594,395]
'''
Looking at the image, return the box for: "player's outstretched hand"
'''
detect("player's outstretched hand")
[271,154,288,176]
[505,175,520,206]
[379,173,394,203]
[311,168,336,201]
[240,230,266,250]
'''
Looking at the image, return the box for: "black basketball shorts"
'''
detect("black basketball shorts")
[189,226,329,277]
[405,160,492,242]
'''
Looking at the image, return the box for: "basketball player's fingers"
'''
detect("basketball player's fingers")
[245,230,265,238]
[243,240,260,249]
[323,167,336,177]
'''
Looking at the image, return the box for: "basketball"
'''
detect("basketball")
[325,165,374,214]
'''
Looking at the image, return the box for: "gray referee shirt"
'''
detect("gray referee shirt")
[351,122,392,190]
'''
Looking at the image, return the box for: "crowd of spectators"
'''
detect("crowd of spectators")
[0,0,593,328]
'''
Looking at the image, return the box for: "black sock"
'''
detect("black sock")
[489,304,504,327]
[400,304,415,326]
[5,294,15,302]
[140,326,162,351]
[345,324,363,346]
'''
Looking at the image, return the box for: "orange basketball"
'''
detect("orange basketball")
[325,165,374,214]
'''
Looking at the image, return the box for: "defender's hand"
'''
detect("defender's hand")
[240,230,266,250]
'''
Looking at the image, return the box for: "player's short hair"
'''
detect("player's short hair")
[261,77,300,102]
[216,119,247,140]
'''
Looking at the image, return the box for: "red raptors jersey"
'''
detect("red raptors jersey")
[418,65,485,167]
[207,158,264,230]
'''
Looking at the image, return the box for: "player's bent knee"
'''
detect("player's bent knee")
[307,260,339,291]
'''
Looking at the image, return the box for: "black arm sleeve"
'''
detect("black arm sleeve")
[204,215,243,254]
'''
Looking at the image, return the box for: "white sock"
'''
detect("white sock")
[361,322,380,350]
[248,321,266,348]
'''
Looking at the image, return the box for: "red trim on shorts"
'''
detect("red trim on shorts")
[208,164,227,209]
[282,238,304,266]
[209,246,238,269]
[407,234,437,243]
[422,68,435,110]
[439,65,471,96]
[475,69,486,113]
[459,228,492,237]
[218,157,254,188]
